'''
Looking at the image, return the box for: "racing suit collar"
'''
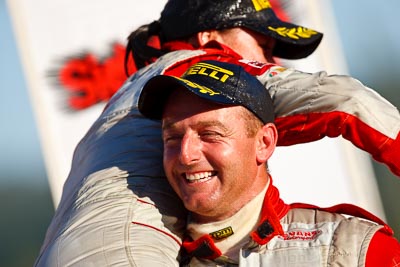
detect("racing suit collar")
[180,175,289,262]
[250,175,289,245]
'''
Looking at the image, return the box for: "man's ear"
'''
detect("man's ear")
[196,30,218,46]
[256,123,278,164]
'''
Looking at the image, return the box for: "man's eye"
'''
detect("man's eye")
[164,135,180,143]
[201,131,220,138]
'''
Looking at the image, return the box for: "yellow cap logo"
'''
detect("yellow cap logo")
[184,62,233,82]
[176,77,220,96]
[251,0,272,11]
[268,26,318,40]
[178,62,236,96]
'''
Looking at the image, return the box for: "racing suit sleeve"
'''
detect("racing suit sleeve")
[255,66,400,177]
[366,230,400,267]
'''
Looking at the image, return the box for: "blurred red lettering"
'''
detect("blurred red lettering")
[58,43,135,110]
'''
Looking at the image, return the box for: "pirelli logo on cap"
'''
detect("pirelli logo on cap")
[184,62,234,83]
[209,226,234,240]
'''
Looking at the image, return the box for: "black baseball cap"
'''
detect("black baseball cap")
[159,0,323,59]
[138,60,274,124]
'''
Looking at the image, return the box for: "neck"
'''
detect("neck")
[187,182,269,260]
[191,172,269,224]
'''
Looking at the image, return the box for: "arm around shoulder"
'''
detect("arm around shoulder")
[259,68,400,177]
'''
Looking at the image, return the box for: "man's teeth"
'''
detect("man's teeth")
[186,172,213,181]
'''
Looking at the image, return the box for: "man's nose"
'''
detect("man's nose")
[179,133,201,165]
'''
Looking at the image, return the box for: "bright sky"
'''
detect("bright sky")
[0,0,48,186]
[1,0,399,188]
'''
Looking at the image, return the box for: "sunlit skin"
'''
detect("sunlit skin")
[197,27,277,63]
[162,89,277,223]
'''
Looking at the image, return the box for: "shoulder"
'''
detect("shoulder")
[366,230,400,267]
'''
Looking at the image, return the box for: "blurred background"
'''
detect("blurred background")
[1,0,399,266]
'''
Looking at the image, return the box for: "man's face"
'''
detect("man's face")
[211,27,276,63]
[162,89,269,223]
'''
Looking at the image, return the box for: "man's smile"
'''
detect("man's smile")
[184,171,217,183]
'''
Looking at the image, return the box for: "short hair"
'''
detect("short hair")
[239,106,265,137]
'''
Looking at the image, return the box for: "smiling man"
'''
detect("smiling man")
[162,88,271,224]
[139,60,400,266]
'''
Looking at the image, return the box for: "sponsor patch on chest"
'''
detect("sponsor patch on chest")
[282,229,322,241]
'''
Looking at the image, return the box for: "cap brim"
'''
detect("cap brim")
[138,75,235,120]
[246,19,323,59]
[227,6,323,60]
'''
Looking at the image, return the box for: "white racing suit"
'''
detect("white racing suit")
[34,43,400,266]
[181,182,398,266]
